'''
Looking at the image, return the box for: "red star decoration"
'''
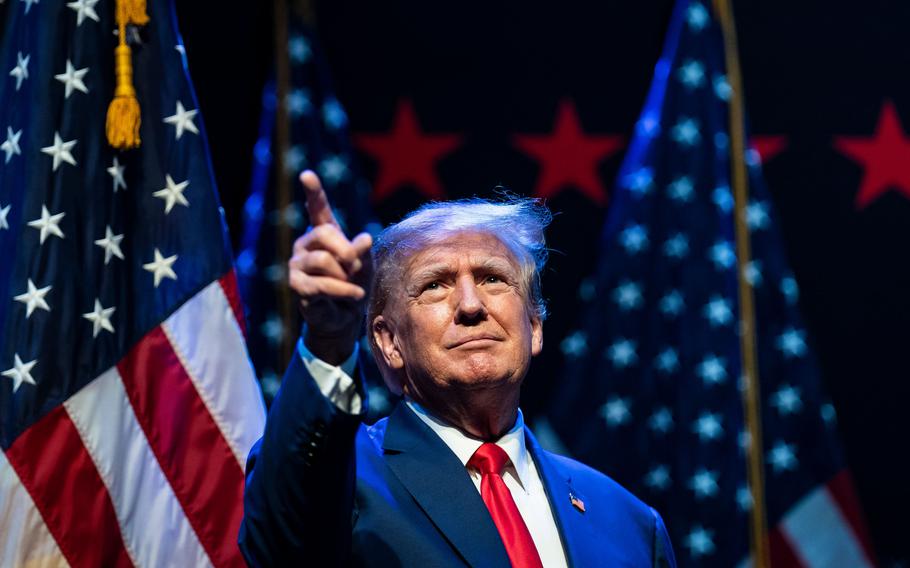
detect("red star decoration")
[834,100,910,209]
[751,135,787,163]
[353,99,462,202]
[513,99,623,206]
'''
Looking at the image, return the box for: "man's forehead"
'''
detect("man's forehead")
[404,232,519,274]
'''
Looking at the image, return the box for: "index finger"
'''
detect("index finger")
[300,170,340,228]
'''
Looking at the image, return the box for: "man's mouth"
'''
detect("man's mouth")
[448,334,502,349]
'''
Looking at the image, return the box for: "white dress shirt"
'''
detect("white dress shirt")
[297,339,569,567]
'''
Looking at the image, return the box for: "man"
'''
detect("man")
[239,171,676,567]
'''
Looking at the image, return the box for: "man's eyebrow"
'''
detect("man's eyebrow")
[407,263,455,282]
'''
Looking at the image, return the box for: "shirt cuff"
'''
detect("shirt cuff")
[297,337,362,414]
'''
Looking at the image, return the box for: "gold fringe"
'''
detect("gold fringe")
[105,0,149,150]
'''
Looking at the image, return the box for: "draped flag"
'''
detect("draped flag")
[547,1,874,566]
[235,18,384,409]
[0,1,265,566]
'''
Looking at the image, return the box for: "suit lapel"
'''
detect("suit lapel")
[526,429,598,568]
[381,403,511,568]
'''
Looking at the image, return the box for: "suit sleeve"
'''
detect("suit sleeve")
[238,347,367,567]
[651,508,678,568]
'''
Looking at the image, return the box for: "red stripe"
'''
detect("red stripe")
[827,470,877,565]
[219,271,247,337]
[769,526,805,568]
[117,326,246,568]
[5,406,134,567]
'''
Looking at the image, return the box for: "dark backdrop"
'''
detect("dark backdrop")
[177,1,910,563]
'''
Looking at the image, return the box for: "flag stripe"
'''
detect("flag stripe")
[826,470,876,564]
[780,475,873,568]
[63,367,214,568]
[4,406,135,567]
[117,327,246,568]
[769,527,805,568]
[162,277,266,467]
[0,450,69,568]
[219,271,248,337]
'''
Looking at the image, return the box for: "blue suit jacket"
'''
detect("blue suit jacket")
[239,353,676,567]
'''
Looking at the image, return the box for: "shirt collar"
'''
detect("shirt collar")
[405,399,531,491]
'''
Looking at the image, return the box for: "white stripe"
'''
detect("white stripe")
[780,483,872,568]
[0,450,70,568]
[63,367,213,568]
[162,279,266,467]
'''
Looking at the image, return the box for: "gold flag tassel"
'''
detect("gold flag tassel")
[106,0,150,150]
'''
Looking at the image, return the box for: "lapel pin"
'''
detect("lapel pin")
[569,492,586,513]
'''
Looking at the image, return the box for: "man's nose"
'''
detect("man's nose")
[453,276,486,324]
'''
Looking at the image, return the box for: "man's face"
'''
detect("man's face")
[374,231,543,399]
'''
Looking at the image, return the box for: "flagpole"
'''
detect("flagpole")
[712,1,770,566]
[273,0,295,366]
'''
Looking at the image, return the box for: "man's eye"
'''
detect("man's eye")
[424,281,440,291]
[484,275,502,284]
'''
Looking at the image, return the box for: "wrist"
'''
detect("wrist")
[302,323,359,366]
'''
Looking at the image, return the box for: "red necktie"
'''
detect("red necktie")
[468,443,544,568]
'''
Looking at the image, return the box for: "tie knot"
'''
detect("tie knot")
[468,442,510,476]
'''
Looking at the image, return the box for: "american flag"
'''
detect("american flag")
[546,1,875,566]
[0,1,265,566]
[235,20,384,409]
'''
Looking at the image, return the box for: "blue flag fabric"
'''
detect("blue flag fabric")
[235,20,383,407]
[547,1,872,566]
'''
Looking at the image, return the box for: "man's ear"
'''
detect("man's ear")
[372,315,405,370]
[530,315,543,357]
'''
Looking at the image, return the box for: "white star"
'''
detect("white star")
[821,403,837,426]
[41,132,77,171]
[263,263,286,283]
[776,328,807,358]
[319,154,349,185]
[27,205,65,243]
[153,174,190,214]
[143,248,178,287]
[708,240,736,270]
[624,167,653,195]
[636,113,660,138]
[663,233,689,259]
[107,156,127,192]
[577,277,596,302]
[744,260,763,287]
[648,407,674,434]
[82,299,115,337]
[612,281,643,311]
[288,35,311,64]
[163,101,199,140]
[94,226,125,264]
[20,0,40,14]
[667,175,694,202]
[739,430,751,453]
[261,313,285,346]
[10,52,30,91]
[746,200,770,231]
[272,202,304,229]
[768,440,798,473]
[677,59,705,89]
[689,469,719,499]
[654,347,679,374]
[54,59,89,98]
[737,485,754,512]
[659,289,685,317]
[2,127,22,163]
[692,412,724,442]
[715,132,729,150]
[671,117,701,147]
[2,354,37,393]
[712,185,733,213]
[781,276,799,304]
[0,203,9,230]
[696,354,727,385]
[67,0,99,25]
[644,465,671,491]
[13,279,51,317]
[286,88,312,117]
[601,397,631,427]
[606,338,638,369]
[619,224,648,254]
[771,385,802,416]
[560,331,588,358]
[687,2,709,31]
[284,145,306,174]
[684,525,715,558]
[703,295,733,326]
[713,74,732,101]
[322,99,348,129]
[746,147,763,167]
